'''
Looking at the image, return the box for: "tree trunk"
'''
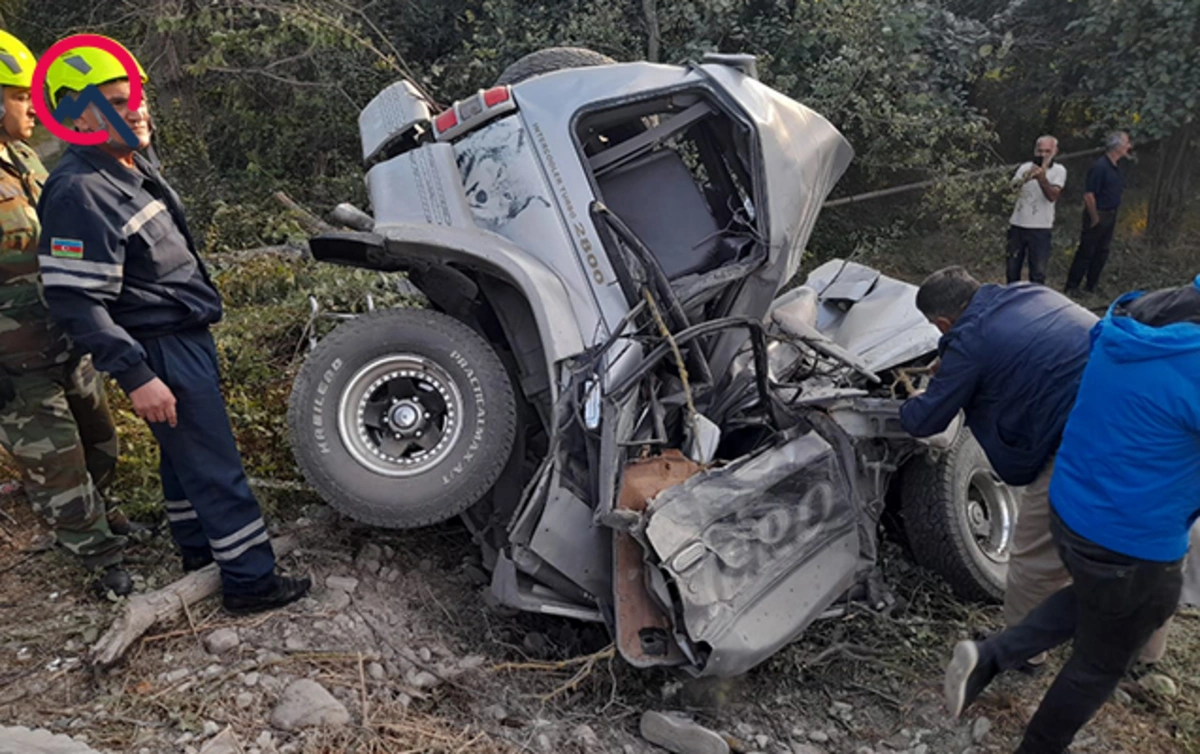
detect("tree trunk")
[642,0,661,63]
[1147,123,1197,243]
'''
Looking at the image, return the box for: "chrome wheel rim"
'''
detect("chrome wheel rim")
[337,355,463,477]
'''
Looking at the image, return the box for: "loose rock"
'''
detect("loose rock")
[368,662,386,681]
[202,721,221,738]
[236,693,254,710]
[323,590,352,611]
[269,679,351,731]
[639,711,729,754]
[162,668,191,685]
[325,575,359,593]
[792,746,826,754]
[523,632,548,655]
[0,726,103,754]
[1139,673,1179,697]
[808,731,829,743]
[573,724,601,748]
[408,670,441,689]
[971,717,992,743]
[204,628,240,655]
[198,729,241,754]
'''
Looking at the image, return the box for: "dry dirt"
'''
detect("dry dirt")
[1,488,1196,754]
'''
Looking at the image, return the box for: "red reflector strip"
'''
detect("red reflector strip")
[483,87,510,107]
[433,109,458,133]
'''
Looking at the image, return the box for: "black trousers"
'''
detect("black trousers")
[980,509,1182,754]
[1006,226,1052,284]
[142,328,277,594]
[1065,209,1118,292]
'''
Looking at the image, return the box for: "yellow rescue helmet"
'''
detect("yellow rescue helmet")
[0,30,36,90]
[45,35,147,109]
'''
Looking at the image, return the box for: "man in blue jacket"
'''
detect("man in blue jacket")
[36,38,310,613]
[900,267,1096,630]
[943,275,1200,753]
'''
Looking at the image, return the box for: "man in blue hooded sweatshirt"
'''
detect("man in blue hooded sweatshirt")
[943,275,1200,753]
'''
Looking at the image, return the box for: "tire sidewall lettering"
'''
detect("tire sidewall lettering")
[444,348,489,486]
[310,357,344,455]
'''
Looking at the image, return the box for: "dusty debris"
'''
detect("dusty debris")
[640,710,730,754]
[269,679,351,730]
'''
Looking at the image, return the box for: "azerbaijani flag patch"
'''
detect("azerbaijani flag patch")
[50,238,84,258]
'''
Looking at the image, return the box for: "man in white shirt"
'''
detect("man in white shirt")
[1006,136,1066,285]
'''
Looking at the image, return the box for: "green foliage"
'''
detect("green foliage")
[1070,0,1200,140]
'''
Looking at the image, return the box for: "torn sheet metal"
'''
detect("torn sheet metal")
[644,431,860,677]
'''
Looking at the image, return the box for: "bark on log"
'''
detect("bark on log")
[273,191,334,236]
[90,534,299,667]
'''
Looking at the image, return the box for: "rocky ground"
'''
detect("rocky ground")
[1,489,1196,754]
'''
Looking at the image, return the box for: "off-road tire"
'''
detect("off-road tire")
[495,47,618,86]
[288,308,516,529]
[900,428,1012,603]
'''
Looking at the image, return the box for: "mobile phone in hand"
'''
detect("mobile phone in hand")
[1033,155,1044,167]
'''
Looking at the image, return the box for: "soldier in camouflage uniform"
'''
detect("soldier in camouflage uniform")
[0,29,132,595]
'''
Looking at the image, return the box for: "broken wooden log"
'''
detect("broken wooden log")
[90,534,299,667]
[272,191,333,236]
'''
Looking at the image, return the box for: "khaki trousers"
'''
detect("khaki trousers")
[1003,458,1172,664]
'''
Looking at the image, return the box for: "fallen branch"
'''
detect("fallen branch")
[90,534,299,667]
[273,190,334,236]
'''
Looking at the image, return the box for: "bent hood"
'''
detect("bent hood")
[1098,275,1200,364]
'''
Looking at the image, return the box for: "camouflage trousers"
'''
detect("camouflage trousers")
[0,355,125,569]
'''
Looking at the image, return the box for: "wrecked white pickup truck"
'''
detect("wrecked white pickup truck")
[288,48,1017,677]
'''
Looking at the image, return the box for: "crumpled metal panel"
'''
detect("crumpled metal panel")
[644,431,860,677]
[804,259,941,371]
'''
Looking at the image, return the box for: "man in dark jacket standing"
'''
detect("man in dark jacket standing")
[36,38,309,614]
[900,267,1096,631]
[1063,131,1132,295]
[943,275,1200,753]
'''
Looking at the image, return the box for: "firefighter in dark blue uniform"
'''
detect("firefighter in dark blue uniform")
[37,37,310,613]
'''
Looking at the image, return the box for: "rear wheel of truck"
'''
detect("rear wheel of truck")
[495,47,618,86]
[899,428,1018,602]
[288,308,516,529]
